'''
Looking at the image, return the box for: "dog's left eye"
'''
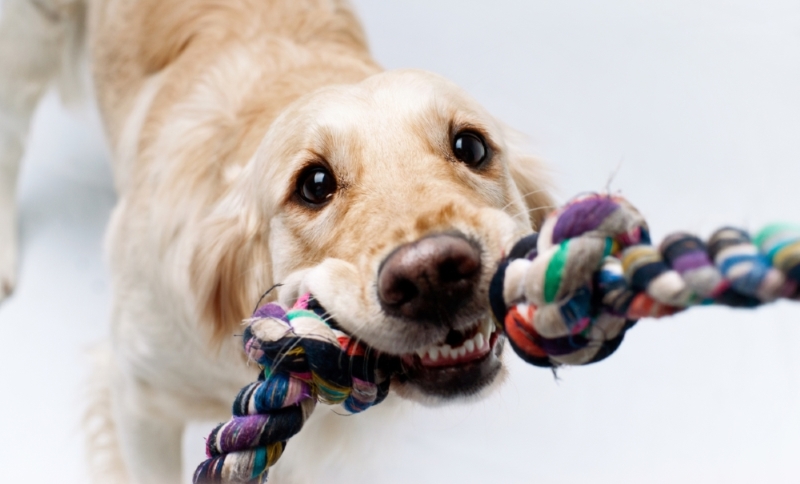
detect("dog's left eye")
[297,166,337,206]
[453,131,488,167]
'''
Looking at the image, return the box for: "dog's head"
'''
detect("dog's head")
[194,70,552,402]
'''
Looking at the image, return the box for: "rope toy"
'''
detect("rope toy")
[193,294,391,484]
[194,193,800,483]
[490,193,800,367]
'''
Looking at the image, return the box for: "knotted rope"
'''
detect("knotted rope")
[195,193,800,483]
[489,193,800,367]
[193,294,391,484]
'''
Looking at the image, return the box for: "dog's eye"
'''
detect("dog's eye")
[452,132,488,167]
[297,166,337,206]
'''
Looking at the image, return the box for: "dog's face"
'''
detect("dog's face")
[200,70,551,402]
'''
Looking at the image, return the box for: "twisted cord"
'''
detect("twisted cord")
[193,294,391,483]
[489,193,800,367]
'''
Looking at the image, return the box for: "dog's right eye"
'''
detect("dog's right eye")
[452,131,489,167]
[297,166,337,206]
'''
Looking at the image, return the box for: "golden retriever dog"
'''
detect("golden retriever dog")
[0,0,553,482]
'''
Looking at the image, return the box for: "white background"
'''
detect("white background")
[1,1,799,482]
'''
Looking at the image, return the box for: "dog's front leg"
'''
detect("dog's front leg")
[0,134,18,301]
[0,0,86,302]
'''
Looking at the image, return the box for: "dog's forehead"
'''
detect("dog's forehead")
[309,70,486,135]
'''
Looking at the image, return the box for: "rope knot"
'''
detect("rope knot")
[490,193,800,368]
[193,295,391,483]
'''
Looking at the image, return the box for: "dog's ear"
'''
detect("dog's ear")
[191,200,271,346]
[501,126,556,230]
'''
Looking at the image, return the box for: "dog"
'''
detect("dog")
[0,0,553,482]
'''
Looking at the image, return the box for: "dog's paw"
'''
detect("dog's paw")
[0,235,17,303]
[0,274,15,302]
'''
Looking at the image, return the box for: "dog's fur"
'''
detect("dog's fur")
[0,1,553,482]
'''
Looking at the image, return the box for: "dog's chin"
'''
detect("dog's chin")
[390,317,506,403]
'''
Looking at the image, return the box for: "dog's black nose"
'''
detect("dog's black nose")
[377,233,481,323]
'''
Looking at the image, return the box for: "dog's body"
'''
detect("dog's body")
[0,1,552,482]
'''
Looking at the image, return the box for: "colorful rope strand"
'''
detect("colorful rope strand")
[489,193,800,367]
[193,295,391,484]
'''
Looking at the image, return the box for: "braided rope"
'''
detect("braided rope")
[193,294,391,484]
[195,192,800,483]
[489,193,800,367]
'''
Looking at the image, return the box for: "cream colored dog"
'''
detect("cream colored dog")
[0,0,553,482]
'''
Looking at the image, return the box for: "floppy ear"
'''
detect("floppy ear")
[191,202,271,346]
[502,127,556,230]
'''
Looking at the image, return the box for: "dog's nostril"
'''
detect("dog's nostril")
[381,278,419,306]
[438,254,479,283]
[377,233,481,323]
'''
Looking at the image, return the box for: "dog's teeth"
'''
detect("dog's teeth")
[475,332,485,350]
[428,347,439,361]
[480,318,494,340]
[458,346,467,357]
[485,318,492,334]
[448,348,458,359]
[465,339,475,353]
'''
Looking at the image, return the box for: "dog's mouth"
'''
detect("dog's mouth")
[295,256,506,400]
[308,299,505,400]
[401,317,498,367]
[395,315,505,399]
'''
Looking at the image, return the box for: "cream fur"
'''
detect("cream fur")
[0,1,553,482]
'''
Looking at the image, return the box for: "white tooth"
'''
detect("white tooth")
[428,347,439,361]
[465,339,475,353]
[450,348,459,359]
[475,332,485,350]
[480,319,494,339]
[416,348,426,358]
[458,346,467,357]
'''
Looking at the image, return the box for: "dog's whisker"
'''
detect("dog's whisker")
[252,283,284,315]
[269,331,307,375]
[354,335,373,379]
[499,188,550,212]
[509,204,559,222]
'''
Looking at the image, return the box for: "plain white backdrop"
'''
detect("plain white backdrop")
[1,1,799,482]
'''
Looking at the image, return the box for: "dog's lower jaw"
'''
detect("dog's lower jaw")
[391,336,507,405]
